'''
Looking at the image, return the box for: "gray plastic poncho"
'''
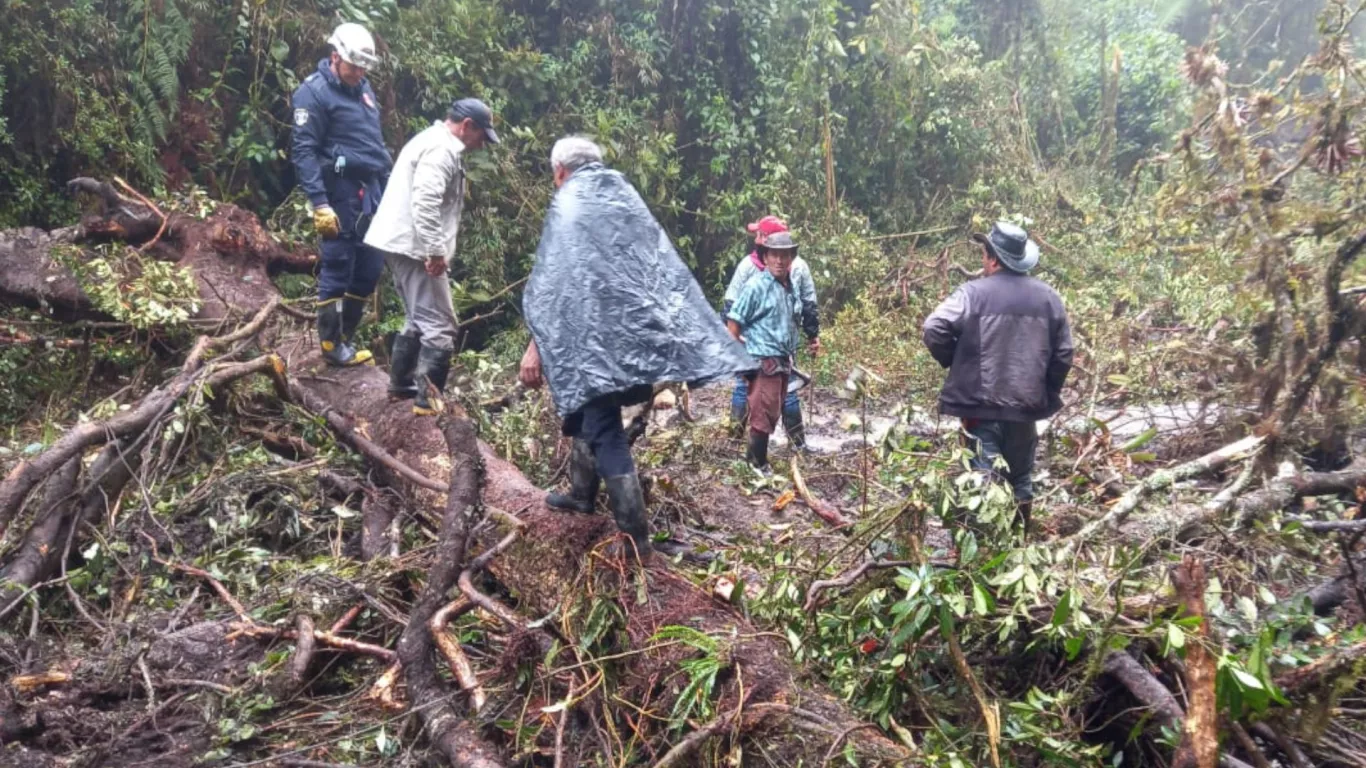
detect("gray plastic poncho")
[524,164,755,417]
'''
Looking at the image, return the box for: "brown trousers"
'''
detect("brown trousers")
[746,372,789,435]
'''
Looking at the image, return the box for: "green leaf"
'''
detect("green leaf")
[971,581,994,616]
[1065,636,1085,660]
[1231,668,1264,691]
[1120,427,1158,452]
[1052,589,1075,628]
[1167,623,1185,650]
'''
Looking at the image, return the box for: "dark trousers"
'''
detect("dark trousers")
[317,176,384,301]
[964,419,1038,502]
[319,237,384,301]
[564,389,650,478]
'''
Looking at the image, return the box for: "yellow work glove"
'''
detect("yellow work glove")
[313,205,341,239]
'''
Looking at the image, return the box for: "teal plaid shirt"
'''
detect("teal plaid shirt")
[727,270,799,360]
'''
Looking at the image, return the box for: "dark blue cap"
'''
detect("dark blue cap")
[448,98,499,144]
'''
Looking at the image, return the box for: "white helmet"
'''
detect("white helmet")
[327,23,379,70]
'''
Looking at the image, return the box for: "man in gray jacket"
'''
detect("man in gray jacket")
[364,98,497,415]
[922,221,1073,535]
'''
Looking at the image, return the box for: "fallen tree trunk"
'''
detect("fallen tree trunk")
[1105,461,1366,550]
[395,418,504,768]
[0,183,908,765]
[1056,435,1266,560]
[297,362,908,764]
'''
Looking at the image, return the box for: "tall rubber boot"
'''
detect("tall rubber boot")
[546,439,600,513]
[318,300,370,366]
[782,406,809,453]
[1016,501,1033,539]
[603,474,651,563]
[388,333,421,399]
[746,430,771,473]
[413,345,452,416]
[340,293,374,364]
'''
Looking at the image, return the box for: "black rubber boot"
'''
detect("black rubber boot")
[318,301,370,366]
[413,345,452,416]
[746,430,771,473]
[603,474,651,563]
[546,439,600,513]
[782,407,809,453]
[388,333,421,399]
[341,293,371,355]
[1016,501,1033,539]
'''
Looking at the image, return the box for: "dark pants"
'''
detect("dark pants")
[563,387,651,478]
[318,176,384,301]
[964,419,1038,502]
[319,238,384,301]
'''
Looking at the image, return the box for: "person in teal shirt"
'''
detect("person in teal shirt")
[723,215,821,448]
[726,232,801,471]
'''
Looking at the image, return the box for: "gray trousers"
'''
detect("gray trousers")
[386,252,458,351]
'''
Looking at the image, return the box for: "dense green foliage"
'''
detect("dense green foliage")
[0,0,1236,301]
[4,1,1366,765]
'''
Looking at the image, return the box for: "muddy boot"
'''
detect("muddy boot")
[546,439,600,513]
[388,333,421,399]
[1016,501,1033,539]
[604,474,652,563]
[782,407,811,454]
[318,300,371,366]
[341,293,373,362]
[413,345,451,416]
[746,430,771,474]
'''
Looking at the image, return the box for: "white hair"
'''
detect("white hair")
[550,137,603,173]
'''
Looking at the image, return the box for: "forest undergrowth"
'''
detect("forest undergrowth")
[2,0,1366,766]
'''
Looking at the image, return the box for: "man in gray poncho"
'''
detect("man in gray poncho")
[519,137,753,562]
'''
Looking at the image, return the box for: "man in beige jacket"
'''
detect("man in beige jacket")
[364,98,498,415]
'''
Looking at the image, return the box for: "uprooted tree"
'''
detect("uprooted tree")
[3,5,1366,767]
[0,179,913,765]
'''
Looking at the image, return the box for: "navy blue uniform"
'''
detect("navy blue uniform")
[291,58,393,301]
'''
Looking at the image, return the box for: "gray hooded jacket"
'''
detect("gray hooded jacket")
[922,271,1074,422]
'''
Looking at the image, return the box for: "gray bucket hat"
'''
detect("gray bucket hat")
[761,231,799,253]
[971,221,1039,273]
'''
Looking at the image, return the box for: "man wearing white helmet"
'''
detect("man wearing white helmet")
[290,22,393,366]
